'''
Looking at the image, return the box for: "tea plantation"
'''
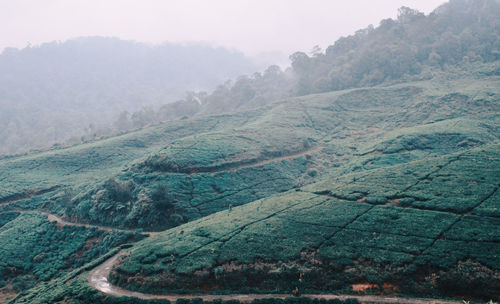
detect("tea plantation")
[0,211,138,299]
[4,72,497,233]
[105,144,499,300]
[1,66,499,303]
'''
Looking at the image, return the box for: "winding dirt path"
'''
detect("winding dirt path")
[164,146,324,174]
[88,252,464,304]
[30,211,159,236]
[233,146,324,171]
[3,148,470,304]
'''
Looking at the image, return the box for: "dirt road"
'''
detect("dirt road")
[37,211,158,236]
[88,251,464,304]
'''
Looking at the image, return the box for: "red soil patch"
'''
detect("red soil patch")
[352,283,378,293]
[0,292,18,303]
[388,198,401,205]
[382,283,399,294]
[352,283,399,295]
[0,284,18,303]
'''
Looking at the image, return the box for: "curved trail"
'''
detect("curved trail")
[4,149,465,303]
[36,211,159,236]
[232,146,324,171]
[88,252,463,304]
[164,146,324,174]
[18,193,462,304]
[5,146,324,236]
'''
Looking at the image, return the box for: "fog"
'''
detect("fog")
[1,0,445,58]
[0,1,498,301]
[4,0,484,156]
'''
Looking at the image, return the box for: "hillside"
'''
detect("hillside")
[108,144,499,299]
[289,0,500,95]
[3,0,499,155]
[144,0,500,122]
[0,37,258,155]
[0,1,499,303]
[1,66,498,231]
[0,64,498,303]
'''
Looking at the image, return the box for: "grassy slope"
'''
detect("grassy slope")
[3,72,498,232]
[0,211,138,299]
[0,111,264,200]
[2,68,499,303]
[109,144,499,299]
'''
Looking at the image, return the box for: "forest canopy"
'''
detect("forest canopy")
[289,0,500,95]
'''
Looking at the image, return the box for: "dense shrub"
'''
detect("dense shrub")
[0,212,136,292]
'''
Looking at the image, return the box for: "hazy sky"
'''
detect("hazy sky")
[1,0,446,57]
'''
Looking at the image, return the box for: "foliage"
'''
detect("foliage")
[2,1,500,302]
[122,0,500,127]
[6,72,499,302]
[0,211,20,228]
[108,144,499,300]
[0,212,135,292]
[289,0,500,95]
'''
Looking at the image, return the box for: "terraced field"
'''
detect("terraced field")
[105,145,499,299]
[1,70,499,303]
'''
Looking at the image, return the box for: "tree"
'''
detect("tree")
[113,111,132,131]
[310,45,323,57]
[397,6,424,23]
[290,52,310,73]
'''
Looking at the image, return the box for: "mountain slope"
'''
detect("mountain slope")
[1,70,497,232]
[1,1,499,302]
[108,144,499,299]
[148,0,500,123]
[1,66,498,303]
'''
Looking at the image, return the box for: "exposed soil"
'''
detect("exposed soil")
[0,284,18,304]
[155,146,323,174]
[0,291,18,304]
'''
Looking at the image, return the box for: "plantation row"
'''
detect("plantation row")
[2,72,499,302]
[108,145,499,299]
[36,83,500,232]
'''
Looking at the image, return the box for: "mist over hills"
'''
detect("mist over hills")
[290,0,500,95]
[1,0,499,156]
[122,0,500,125]
[0,0,499,303]
[0,37,259,155]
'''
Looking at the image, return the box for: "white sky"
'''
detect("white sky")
[0,0,447,57]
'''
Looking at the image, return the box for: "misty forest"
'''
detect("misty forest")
[0,1,499,304]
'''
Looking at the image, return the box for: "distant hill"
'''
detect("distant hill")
[148,0,500,120]
[0,37,258,154]
[3,0,499,156]
[289,0,500,95]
